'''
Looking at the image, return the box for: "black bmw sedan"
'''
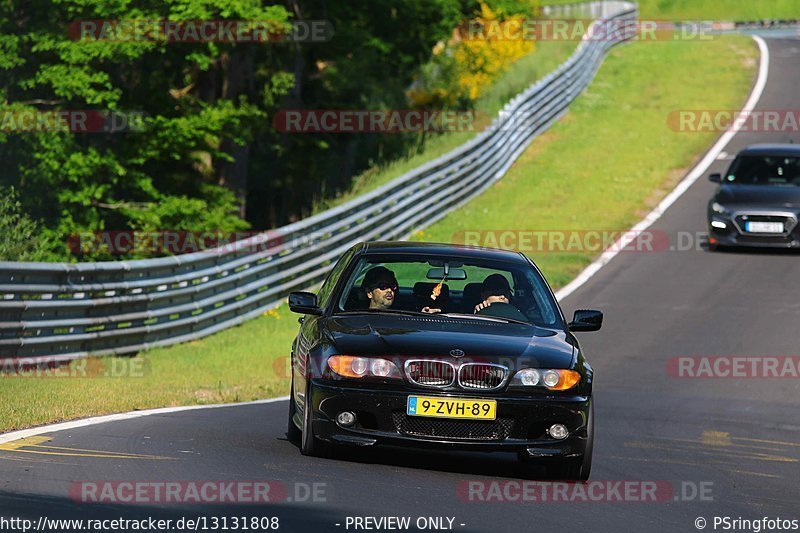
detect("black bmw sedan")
[286,241,602,480]
[707,143,800,249]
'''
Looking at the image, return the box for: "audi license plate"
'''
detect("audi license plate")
[406,396,496,420]
[745,221,784,233]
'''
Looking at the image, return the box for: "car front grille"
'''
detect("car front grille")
[405,360,455,387]
[392,412,514,441]
[733,213,797,235]
[458,363,508,390]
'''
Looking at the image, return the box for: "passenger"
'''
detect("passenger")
[474,274,528,322]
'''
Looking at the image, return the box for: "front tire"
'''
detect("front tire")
[286,377,301,444]
[300,381,329,457]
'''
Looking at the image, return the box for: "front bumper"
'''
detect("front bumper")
[708,212,800,248]
[306,380,591,457]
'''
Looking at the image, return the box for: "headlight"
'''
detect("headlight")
[711,202,728,214]
[542,370,560,387]
[370,359,395,377]
[515,368,540,386]
[352,358,368,375]
[328,355,401,379]
[510,368,581,390]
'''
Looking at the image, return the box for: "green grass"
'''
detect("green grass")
[0,35,757,433]
[0,306,295,430]
[544,0,800,20]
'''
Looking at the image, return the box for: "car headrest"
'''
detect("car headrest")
[461,282,484,304]
[413,282,449,301]
[344,286,369,311]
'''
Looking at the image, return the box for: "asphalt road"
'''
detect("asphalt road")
[2,36,799,533]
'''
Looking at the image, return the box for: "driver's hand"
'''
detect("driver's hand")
[421,306,441,314]
[474,295,508,313]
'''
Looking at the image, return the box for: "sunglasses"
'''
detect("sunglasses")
[373,282,398,292]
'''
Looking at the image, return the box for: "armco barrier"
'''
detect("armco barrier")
[0,2,637,362]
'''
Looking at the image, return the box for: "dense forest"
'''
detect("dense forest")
[0,0,540,260]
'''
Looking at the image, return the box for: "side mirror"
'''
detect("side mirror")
[569,309,603,332]
[708,173,722,184]
[289,291,322,316]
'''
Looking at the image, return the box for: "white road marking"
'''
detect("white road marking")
[0,397,289,444]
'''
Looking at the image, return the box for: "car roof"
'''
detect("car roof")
[360,241,527,264]
[738,143,800,156]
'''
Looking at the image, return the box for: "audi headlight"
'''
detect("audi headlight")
[711,202,728,215]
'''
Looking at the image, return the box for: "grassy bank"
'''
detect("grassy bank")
[1,35,757,432]
[544,0,800,20]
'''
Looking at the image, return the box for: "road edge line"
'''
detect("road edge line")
[0,396,289,444]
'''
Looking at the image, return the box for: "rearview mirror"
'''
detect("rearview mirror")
[426,267,467,280]
[289,291,322,315]
[569,310,603,332]
[708,173,722,183]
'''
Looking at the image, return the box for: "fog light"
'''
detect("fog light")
[337,411,356,427]
[711,220,727,229]
[548,423,568,440]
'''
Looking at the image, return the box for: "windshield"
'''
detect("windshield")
[725,155,800,186]
[335,254,563,328]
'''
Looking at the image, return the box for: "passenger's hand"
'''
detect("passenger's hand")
[474,295,508,313]
[421,307,441,314]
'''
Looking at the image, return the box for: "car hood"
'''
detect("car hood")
[323,313,576,369]
[716,184,800,209]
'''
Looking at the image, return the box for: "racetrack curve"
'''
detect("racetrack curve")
[2,36,799,533]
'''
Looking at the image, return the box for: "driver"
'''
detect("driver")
[362,266,397,311]
[361,266,440,313]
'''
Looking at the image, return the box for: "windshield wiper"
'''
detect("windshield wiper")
[439,312,532,326]
[337,309,533,325]
[337,309,433,318]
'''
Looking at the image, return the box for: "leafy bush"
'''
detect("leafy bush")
[0,187,53,261]
[408,2,536,108]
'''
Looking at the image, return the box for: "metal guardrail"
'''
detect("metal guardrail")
[0,1,637,362]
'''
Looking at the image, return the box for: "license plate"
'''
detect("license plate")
[745,221,784,233]
[406,396,496,420]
